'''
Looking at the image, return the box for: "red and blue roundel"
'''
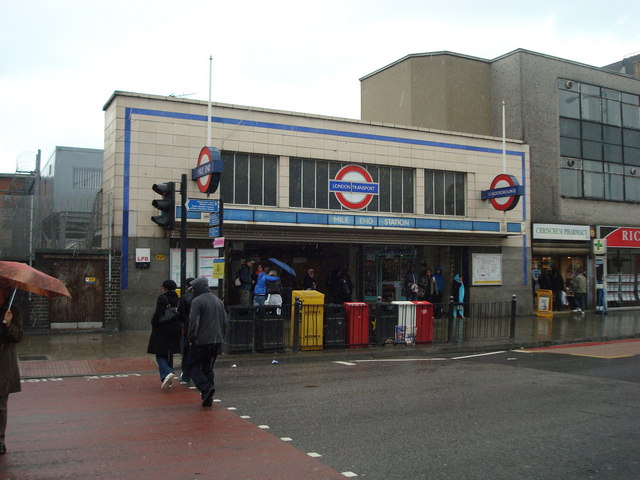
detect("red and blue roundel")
[481,174,524,211]
[329,165,379,210]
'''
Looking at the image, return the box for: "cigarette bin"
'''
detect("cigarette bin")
[412,301,434,344]
[344,302,369,348]
[392,301,416,344]
[291,290,325,350]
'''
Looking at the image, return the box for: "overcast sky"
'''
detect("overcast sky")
[1,0,638,173]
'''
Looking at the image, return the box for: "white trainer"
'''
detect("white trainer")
[161,372,175,391]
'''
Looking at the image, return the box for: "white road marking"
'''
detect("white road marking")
[342,472,358,477]
[281,437,293,442]
[307,452,322,457]
[355,358,446,363]
[451,351,506,360]
[258,425,270,429]
[334,361,357,366]
[240,415,251,419]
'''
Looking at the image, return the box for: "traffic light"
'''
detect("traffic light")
[151,182,175,230]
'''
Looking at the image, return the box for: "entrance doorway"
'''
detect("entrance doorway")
[363,246,416,302]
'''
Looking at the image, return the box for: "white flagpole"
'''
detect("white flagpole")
[207,55,212,147]
[502,100,506,172]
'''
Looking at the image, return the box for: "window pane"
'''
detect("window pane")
[560,118,580,138]
[605,173,624,201]
[559,90,580,118]
[316,161,328,209]
[622,103,640,128]
[249,155,263,205]
[289,158,301,207]
[363,165,376,212]
[302,160,315,208]
[582,140,602,160]
[444,171,455,215]
[624,147,640,166]
[625,176,640,202]
[622,93,640,105]
[329,163,342,210]
[560,137,581,157]
[623,129,640,148]
[391,168,403,212]
[603,99,621,126]
[220,152,234,202]
[603,125,622,144]
[402,169,413,213]
[424,170,434,214]
[581,85,602,122]
[603,88,620,100]
[379,167,390,212]
[582,122,602,141]
[264,156,277,205]
[434,171,444,215]
[235,153,249,204]
[561,168,582,197]
[455,172,465,216]
[584,171,604,198]
[604,143,623,163]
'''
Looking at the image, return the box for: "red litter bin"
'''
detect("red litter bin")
[344,302,369,348]
[412,301,434,344]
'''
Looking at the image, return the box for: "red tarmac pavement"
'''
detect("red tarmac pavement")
[0,374,347,480]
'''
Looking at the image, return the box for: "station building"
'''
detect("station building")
[102,91,530,329]
[360,49,640,309]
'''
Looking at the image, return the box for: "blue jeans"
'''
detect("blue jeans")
[253,294,267,306]
[156,354,174,381]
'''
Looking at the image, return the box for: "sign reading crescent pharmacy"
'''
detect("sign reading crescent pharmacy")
[481,174,524,211]
[329,165,379,210]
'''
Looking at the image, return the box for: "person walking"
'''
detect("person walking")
[237,259,255,306]
[419,267,438,302]
[433,267,445,318]
[177,277,195,384]
[0,286,23,455]
[265,269,283,307]
[573,270,587,314]
[451,274,465,342]
[187,277,228,407]
[146,279,182,392]
[253,267,281,306]
[303,268,317,290]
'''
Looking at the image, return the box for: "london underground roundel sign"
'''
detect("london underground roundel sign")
[481,174,524,211]
[329,165,379,210]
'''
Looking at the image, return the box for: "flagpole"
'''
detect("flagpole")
[207,55,212,147]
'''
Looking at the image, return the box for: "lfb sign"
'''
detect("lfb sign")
[481,174,524,211]
[329,165,379,210]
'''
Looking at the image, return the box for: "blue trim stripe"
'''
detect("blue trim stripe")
[122,108,132,289]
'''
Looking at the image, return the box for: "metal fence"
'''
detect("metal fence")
[224,297,517,354]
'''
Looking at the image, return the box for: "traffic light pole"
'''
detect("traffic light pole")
[180,173,187,294]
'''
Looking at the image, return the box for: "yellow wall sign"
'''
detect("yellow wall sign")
[213,258,225,279]
[536,289,553,317]
[155,255,167,261]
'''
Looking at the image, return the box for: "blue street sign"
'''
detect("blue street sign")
[186,199,219,212]
[209,227,220,237]
[209,213,220,226]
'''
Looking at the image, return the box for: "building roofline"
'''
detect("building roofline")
[360,48,640,82]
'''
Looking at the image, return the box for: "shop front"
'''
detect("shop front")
[598,226,640,308]
[531,223,591,309]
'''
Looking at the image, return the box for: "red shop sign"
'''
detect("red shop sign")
[604,227,640,248]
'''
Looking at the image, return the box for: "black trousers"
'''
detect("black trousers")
[187,343,220,395]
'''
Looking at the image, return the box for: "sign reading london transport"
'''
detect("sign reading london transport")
[600,226,640,248]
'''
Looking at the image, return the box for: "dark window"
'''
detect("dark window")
[220,152,277,206]
[424,169,465,216]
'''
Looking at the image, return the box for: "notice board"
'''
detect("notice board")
[471,253,502,286]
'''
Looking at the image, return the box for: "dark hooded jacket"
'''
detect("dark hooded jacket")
[188,277,228,345]
[146,289,181,355]
[0,304,23,396]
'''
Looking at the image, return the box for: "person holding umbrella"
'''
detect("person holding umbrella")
[0,284,24,455]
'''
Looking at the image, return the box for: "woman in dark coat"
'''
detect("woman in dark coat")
[147,279,181,391]
[0,286,23,455]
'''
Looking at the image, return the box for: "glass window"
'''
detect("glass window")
[220,152,276,206]
[560,137,581,157]
[604,143,623,163]
[605,172,624,201]
[625,175,640,202]
[581,84,602,122]
[582,140,602,161]
[622,93,640,105]
[316,162,329,209]
[623,129,640,148]
[624,147,640,166]
[289,158,301,207]
[582,122,602,141]
[559,90,580,118]
[559,118,580,138]
[622,103,640,129]
[603,125,622,145]
[603,88,621,100]
[391,168,403,212]
[584,171,604,198]
[402,169,414,214]
[561,167,582,198]
[302,159,315,208]
[425,169,466,216]
[378,166,391,212]
[603,99,621,126]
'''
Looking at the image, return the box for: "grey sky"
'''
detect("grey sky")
[1,0,638,172]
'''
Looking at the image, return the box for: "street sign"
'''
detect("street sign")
[186,199,219,212]
[193,147,223,194]
[209,213,220,226]
[209,227,220,237]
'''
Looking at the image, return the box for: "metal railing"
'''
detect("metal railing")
[224,296,517,354]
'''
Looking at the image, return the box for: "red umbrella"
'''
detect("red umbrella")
[0,261,71,301]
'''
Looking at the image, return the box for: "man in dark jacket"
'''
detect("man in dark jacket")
[187,277,229,407]
[177,277,195,384]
